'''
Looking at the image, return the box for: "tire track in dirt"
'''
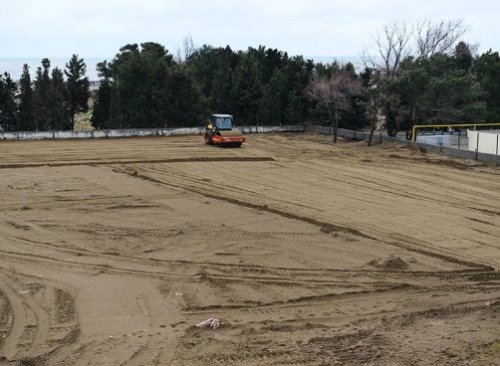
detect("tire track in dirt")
[196,166,498,268]
[19,290,50,358]
[0,276,28,360]
[115,164,497,270]
[0,156,274,170]
[122,342,161,366]
[198,273,386,288]
[180,297,500,366]
[0,291,12,350]
[313,158,498,205]
[295,300,496,366]
[182,287,500,334]
[125,146,500,269]
[0,248,193,281]
[0,247,424,290]
[3,230,495,294]
[122,334,178,366]
[0,272,79,362]
[1,194,141,213]
[117,164,376,239]
[385,234,496,270]
[183,283,500,314]
[0,244,374,291]
[296,161,481,213]
[3,231,490,278]
[6,236,496,327]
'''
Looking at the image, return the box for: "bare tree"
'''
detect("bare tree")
[182,35,196,60]
[174,35,197,62]
[362,18,468,138]
[307,71,362,143]
[363,21,412,79]
[364,19,468,76]
[415,19,468,58]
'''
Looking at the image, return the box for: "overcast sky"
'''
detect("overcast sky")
[1,0,498,59]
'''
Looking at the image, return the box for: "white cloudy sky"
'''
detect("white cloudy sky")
[0,0,498,59]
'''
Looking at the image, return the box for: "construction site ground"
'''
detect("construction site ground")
[0,133,499,365]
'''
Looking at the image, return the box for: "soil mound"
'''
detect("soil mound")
[368,256,409,270]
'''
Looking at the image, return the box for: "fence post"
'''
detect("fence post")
[475,132,479,161]
[497,134,500,166]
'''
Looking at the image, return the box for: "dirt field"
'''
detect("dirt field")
[0,133,499,366]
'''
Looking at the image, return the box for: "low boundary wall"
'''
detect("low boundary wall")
[311,126,500,165]
[0,125,305,141]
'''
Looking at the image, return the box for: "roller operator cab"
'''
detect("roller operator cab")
[204,114,246,148]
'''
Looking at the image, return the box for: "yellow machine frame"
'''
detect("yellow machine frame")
[412,123,500,141]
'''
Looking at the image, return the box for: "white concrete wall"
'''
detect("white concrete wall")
[1,131,56,140]
[241,125,305,134]
[467,130,500,155]
[0,125,304,141]
[416,134,458,146]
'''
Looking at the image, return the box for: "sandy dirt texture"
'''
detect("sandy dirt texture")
[0,133,499,366]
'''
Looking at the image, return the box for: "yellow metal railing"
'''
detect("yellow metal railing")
[412,123,500,141]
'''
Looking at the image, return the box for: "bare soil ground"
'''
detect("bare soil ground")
[0,133,499,366]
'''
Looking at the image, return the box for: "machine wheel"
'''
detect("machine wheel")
[220,142,242,148]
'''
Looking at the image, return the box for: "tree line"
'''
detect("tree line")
[0,55,89,132]
[91,42,318,129]
[2,19,500,139]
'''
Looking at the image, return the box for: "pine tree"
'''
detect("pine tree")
[91,61,113,129]
[33,58,52,130]
[148,61,170,128]
[92,79,112,129]
[18,64,36,131]
[164,68,203,127]
[188,45,239,112]
[454,42,473,72]
[257,69,286,125]
[65,54,90,124]
[475,50,500,121]
[233,53,263,124]
[0,72,19,132]
[283,57,314,124]
[50,68,70,130]
[109,43,152,128]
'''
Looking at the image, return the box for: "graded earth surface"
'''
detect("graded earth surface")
[0,134,499,365]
